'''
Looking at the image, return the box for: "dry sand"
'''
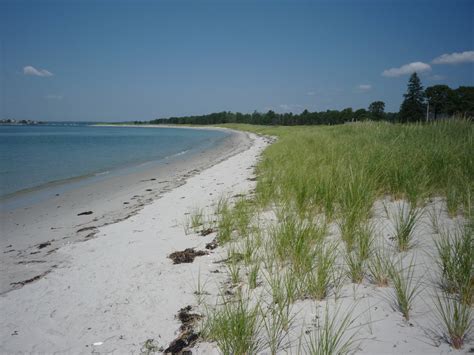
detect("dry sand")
[0,127,250,295]
[193,198,472,354]
[0,128,269,353]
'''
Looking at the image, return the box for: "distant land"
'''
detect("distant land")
[0,119,44,126]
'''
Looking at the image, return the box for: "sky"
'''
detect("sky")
[1,0,473,122]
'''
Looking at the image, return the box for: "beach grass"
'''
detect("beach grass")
[303,304,360,355]
[221,120,473,216]
[198,119,473,352]
[202,294,262,355]
[367,245,392,287]
[386,201,422,252]
[433,292,472,349]
[388,258,422,321]
[434,223,473,305]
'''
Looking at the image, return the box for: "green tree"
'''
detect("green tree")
[399,72,426,123]
[425,85,452,119]
[354,108,369,121]
[368,101,385,120]
[455,86,474,116]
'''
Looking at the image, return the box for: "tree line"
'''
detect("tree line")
[138,74,473,126]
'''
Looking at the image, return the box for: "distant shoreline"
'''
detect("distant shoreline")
[93,123,226,131]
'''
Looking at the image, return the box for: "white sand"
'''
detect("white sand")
[1,127,472,354]
[0,131,269,353]
[0,128,251,294]
[193,198,472,354]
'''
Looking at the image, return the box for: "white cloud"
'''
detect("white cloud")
[279,104,291,110]
[306,91,316,96]
[23,65,53,77]
[382,61,431,77]
[432,50,474,65]
[279,104,303,112]
[45,94,63,100]
[357,84,372,91]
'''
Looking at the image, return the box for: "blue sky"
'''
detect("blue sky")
[1,0,473,121]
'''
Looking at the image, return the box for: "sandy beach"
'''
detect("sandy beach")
[1,125,472,354]
[0,127,251,295]
[0,128,270,352]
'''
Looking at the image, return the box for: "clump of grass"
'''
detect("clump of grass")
[262,268,296,335]
[233,197,254,238]
[241,234,259,266]
[433,293,472,350]
[427,202,444,235]
[389,258,422,321]
[271,213,325,274]
[248,263,260,290]
[305,242,337,300]
[355,223,374,260]
[202,295,262,355]
[434,223,473,304]
[183,208,204,235]
[387,202,422,252]
[367,246,392,287]
[265,269,296,306]
[338,167,376,251]
[445,171,471,216]
[261,303,293,354]
[227,262,240,285]
[345,250,365,284]
[344,223,374,284]
[304,304,360,355]
[216,198,234,244]
[190,206,204,230]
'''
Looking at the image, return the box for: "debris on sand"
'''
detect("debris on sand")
[168,248,208,264]
[177,306,202,332]
[10,270,53,288]
[141,338,161,353]
[199,228,214,236]
[37,241,52,249]
[164,332,198,354]
[205,238,218,250]
[164,306,201,354]
[76,226,97,233]
[46,247,59,255]
[77,211,93,216]
[16,260,47,265]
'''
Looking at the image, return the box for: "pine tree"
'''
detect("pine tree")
[399,72,426,123]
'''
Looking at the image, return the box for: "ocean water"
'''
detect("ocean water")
[0,124,228,198]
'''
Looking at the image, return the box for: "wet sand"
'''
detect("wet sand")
[0,127,253,295]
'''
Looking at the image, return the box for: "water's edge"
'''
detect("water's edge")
[0,127,255,295]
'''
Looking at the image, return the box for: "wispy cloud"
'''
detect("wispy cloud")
[23,65,53,77]
[306,91,316,96]
[432,50,474,65]
[357,84,372,91]
[279,104,303,112]
[45,94,63,100]
[382,61,431,77]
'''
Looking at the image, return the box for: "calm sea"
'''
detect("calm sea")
[0,124,228,198]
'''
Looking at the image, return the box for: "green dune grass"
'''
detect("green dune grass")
[221,120,473,218]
